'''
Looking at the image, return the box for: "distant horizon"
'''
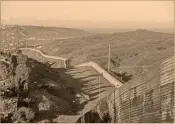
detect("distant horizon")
[1,19,174,29]
[2,23,174,29]
[1,1,174,29]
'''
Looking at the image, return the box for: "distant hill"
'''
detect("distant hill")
[41,29,174,82]
[83,28,174,34]
[42,29,174,65]
[1,25,91,47]
[23,25,91,38]
[24,25,91,46]
[1,25,91,38]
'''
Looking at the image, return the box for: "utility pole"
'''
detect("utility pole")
[108,44,111,72]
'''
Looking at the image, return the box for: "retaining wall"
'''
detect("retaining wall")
[75,61,123,88]
[20,48,123,88]
[20,48,68,68]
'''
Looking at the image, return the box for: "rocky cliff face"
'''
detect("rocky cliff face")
[0,52,75,123]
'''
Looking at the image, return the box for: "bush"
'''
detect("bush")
[12,107,35,123]
[0,61,9,80]
[16,54,28,65]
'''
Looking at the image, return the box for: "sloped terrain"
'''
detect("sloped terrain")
[41,29,173,65]
[41,29,174,83]
[23,25,91,38]
[0,52,73,122]
[0,51,115,123]
[0,25,91,48]
[53,66,115,122]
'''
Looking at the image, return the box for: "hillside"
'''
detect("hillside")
[0,25,91,48]
[0,52,74,122]
[22,25,91,39]
[0,51,115,123]
[41,29,174,83]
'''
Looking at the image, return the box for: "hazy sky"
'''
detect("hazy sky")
[1,1,174,29]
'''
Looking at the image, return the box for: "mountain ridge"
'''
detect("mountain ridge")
[1,24,91,38]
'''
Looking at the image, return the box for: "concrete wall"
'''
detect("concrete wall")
[20,48,174,123]
[75,61,123,88]
[20,48,67,68]
[21,48,123,88]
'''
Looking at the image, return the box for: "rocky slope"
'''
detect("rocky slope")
[0,51,76,122]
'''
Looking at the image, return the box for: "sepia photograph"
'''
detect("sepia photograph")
[0,1,174,123]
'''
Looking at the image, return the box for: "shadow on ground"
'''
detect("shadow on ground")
[53,67,114,112]
[26,58,115,122]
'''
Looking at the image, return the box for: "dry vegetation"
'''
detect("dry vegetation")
[1,27,174,122]
[0,51,76,122]
[0,50,115,122]
[0,25,91,48]
[41,29,174,83]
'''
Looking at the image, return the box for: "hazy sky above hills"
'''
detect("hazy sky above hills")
[1,1,174,29]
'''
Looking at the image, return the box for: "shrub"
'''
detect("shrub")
[12,107,35,123]
[0,61,9,80]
